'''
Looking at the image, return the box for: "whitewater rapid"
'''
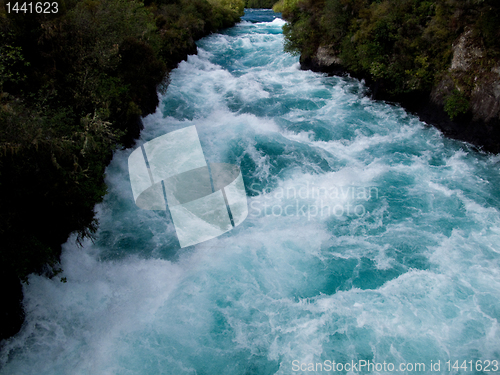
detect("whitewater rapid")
[1,9,500,375]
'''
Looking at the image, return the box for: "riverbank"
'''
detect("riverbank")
[0,0,244,341]
[300,53,500,154]
[278,0,500,153]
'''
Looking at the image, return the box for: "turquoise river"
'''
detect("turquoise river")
[1,9,500,375]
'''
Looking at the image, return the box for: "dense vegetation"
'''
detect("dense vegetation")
[276,0,500,125]
[0,0,243,339]
[245,0,276,8]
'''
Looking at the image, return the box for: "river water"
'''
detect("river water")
[2,9,500,375]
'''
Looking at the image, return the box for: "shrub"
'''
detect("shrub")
[444,89,470,119]
[0,0,244,286]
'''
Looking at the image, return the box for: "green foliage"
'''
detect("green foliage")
[0,98,115,281]
[154,0,243,68]
[281,0,323,58]
[0,0,243,284]
[335,0,447,94]
[0,32,29,91]
[474,0,500,55]
[245,0,277,9]
[444,89,470,119]
[272,1,283,12]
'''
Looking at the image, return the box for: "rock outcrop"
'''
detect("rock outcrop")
[300,29,500,153]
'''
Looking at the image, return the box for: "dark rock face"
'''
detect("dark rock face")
[300,44,500,154]
[300,47,346,76]
[0,272,25,341]
[405,94,500,154]
[470,77,500,123]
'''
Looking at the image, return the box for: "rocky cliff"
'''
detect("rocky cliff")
[301,29,500,153]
